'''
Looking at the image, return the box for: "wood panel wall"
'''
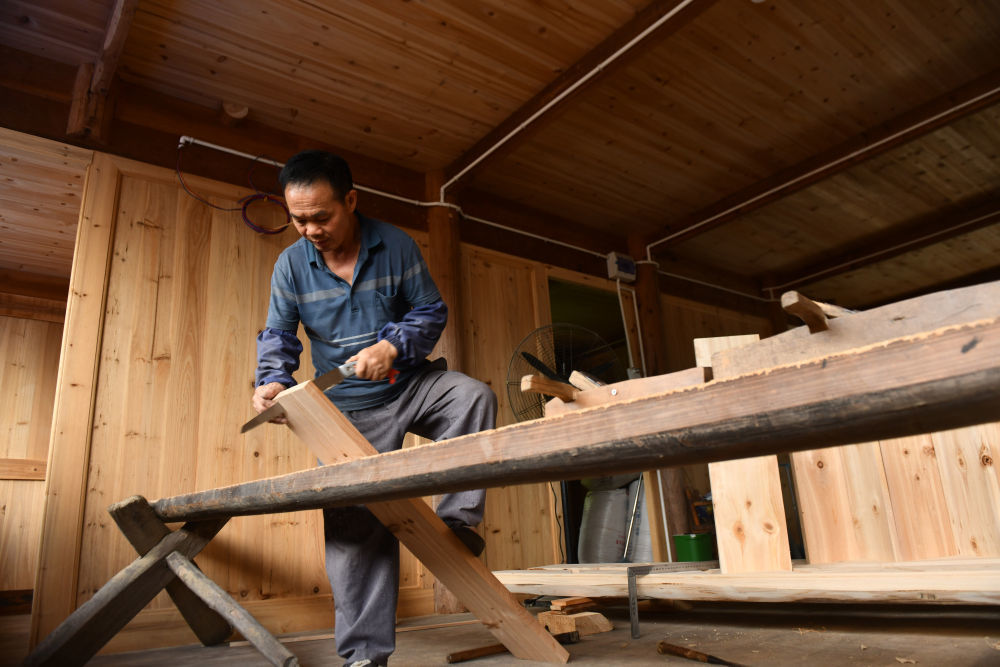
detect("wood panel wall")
[0,315,63,591]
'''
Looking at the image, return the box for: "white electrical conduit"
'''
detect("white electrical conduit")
[178,132,770,302]
[438,0,701,202]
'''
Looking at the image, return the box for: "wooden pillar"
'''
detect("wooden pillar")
[425,171,468,611]
[627,236,690,556]
[425,171,463,371]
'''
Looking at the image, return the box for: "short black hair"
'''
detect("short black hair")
[279,150,354,200]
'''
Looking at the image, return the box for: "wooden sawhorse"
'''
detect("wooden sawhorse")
[26,382,569,666]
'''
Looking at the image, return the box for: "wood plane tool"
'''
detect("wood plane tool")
[241,361,397,432]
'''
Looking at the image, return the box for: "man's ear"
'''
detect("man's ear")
[344,189,359,212]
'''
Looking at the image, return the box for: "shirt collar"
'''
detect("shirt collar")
[305,212,383,269]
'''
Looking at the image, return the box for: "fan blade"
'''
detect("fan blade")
[520,352,563,381]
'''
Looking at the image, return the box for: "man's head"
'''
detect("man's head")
[280,150,360,255]
[279,150,354,201]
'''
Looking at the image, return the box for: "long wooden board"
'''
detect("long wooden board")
[275,381,568,664]
[493,559,1000,605]
[152,316,1000,522]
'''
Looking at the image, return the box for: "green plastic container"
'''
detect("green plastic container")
[672,533,715,562]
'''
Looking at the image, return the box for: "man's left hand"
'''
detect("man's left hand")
[351,339,398,380]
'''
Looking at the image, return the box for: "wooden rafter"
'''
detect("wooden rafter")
[646,68,1000,252]
[442,0,716,191]
[66,0,137,138]
[766,196,1000,294]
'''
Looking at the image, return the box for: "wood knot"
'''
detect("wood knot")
[816,460,824,469]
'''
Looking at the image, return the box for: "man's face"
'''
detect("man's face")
[285,180,358,254]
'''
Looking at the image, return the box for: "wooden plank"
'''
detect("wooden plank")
[880,434,957,561]
[0,458,47,481]
[692,334,759,368]
[25,519,227,667]
[711,281,1000,377]
[30,151,111,649]
[494,560,1000,605]
[152,315,1000,522]
[0,313,62,462]
[544,367,710,417]
[791,443,898,564]
[165,553,295,667]
[0,480,46,590]
[273,381,569,663]
[930,425,1000,557]
[700,333,791,574]
[710,455,791,573]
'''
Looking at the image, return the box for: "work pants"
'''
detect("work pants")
[322,362,496,666]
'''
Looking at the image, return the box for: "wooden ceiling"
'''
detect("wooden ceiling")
[1,0,999,309]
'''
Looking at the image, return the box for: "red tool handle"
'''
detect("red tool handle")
[388,368,399,384]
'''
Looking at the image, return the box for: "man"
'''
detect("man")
[252,150,495,667]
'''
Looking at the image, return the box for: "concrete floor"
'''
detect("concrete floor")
[5,602,1000,666]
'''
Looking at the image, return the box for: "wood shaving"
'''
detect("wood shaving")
[895,658,916,664]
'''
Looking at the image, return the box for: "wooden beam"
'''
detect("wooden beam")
[31,153,116,650]
[151,311,1000,523]
[24,519,227,667]
[0,293,65,324]
[274,381,569,663]
[443,0,716,189]
[647,68,1000,250]
[66,0,137,138]
[0,458,47,481]
[766,196,1000,295]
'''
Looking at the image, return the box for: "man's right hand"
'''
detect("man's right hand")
[253,382,288,423]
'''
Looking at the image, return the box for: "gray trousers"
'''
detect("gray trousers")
[323,362,496,666]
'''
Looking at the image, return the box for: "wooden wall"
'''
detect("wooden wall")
[0,315,62,592]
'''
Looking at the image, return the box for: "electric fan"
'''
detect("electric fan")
[505,323,627,422]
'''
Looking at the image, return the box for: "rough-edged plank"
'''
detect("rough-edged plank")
[153,317,1000,522]
[712,281,1000,376]
[494,560,1000,605]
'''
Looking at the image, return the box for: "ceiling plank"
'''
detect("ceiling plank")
[442,0,715,193]
[66,0,137,138]
[766,195,1000,294]
[646,67,1000,252]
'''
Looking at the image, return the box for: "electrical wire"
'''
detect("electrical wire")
[175,144,290,235]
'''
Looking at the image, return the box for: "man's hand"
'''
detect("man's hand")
[351,339,398,380]
[253,381,288,424]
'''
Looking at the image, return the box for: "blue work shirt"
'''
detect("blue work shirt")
[255,213,446,410]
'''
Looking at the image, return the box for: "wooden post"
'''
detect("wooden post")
[274,382,569,663]
[424,170,472,613]
[628,235,689,556]
[425,171,463,370]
